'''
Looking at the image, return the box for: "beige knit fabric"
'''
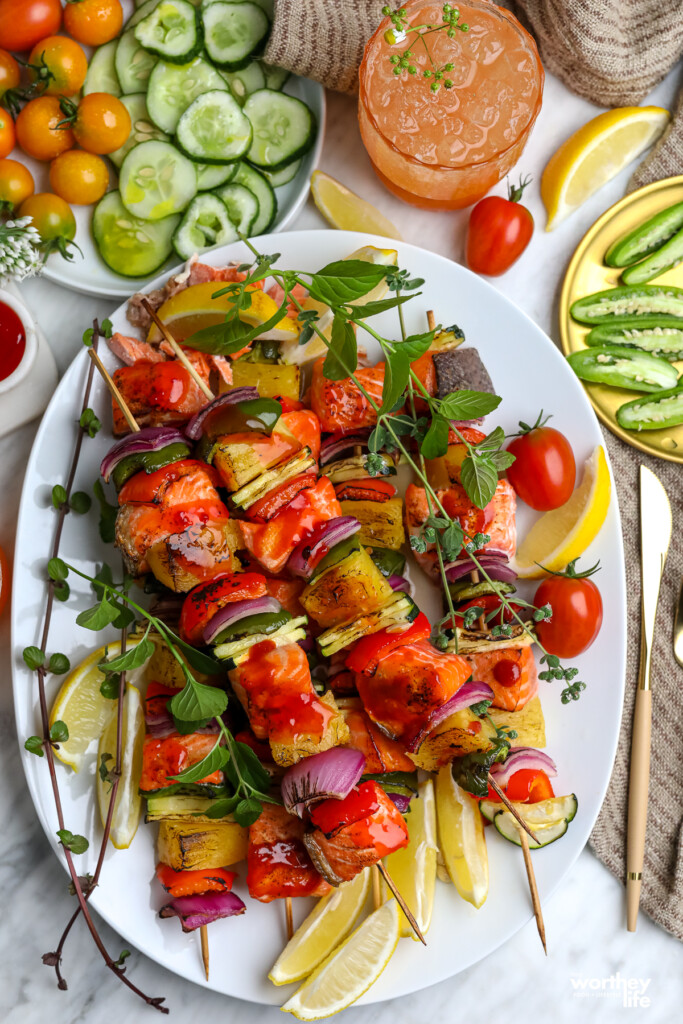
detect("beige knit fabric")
[265,0,683,940]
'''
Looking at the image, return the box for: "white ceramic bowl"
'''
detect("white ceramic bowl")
[0,288,37,396]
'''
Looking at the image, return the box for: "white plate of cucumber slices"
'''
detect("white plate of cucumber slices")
[15,0,324,298]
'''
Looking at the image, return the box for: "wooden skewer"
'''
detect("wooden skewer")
[90,339,213,977]
[88,348,140,434]
[519,827,547,954]
[285,897,294,940]
[372,864,382,910]
[486,773,541,845]
[426,310,436,332]
[141,298,214,401]
[377,862,426,945]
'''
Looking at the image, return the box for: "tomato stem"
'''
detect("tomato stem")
[538,557,601,580]
[507,408,551,438]
[507,174,532,204]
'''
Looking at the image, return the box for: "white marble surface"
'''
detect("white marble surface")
[2,65,683,1024]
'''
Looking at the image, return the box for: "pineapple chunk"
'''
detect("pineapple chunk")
[482,696,546,748]
[270,691,350,767]
[146,520,241,593]
[157,819,248,870]
[339,498,405,551]
[409,707,492,772]
[300,545,394,629]
[212,431,300,491]
[223,362,301,401]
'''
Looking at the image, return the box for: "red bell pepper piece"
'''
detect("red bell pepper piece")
[179,572,268,645]
[344,612,432,675]
[156,863,236,898]
[484,768,555,803]
[334,478,397,502]
[246,472,318,523]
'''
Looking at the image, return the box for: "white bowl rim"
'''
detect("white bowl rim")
[0,288,38,395]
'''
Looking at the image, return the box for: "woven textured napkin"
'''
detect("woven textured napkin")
[265,0,683,940]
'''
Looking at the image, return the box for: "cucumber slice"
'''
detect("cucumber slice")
[244,89,315,171]
[494,812,568,848]
[128,0,160,27]
[567,346,679,392]
[261,62,290,91]
[176,89,252,163]
[83,40,121,96]
[173,193,239,260]
[605,202,683,267]
[621,225,683,285]
[120,140,197,220]
[108,94,170,169]
[585,317,683,361]
[92,191,180,278]
[263,157,301,187]
[215,182,259,234]
[221,60,266,105]
[480,794,578,826]
[202,0,274,14]
[616,385,683,431]
[196,162,238,190]
[115,29,158,94]
[232,162,276,234]
[146,57,228,133]
[135,0,203,64]
[570,285,683,323]
[202,1,270,70]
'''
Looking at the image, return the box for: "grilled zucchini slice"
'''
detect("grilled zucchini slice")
[317,593,415,658]
[446,624,535,655]
[214,615,307,665]
[230,448,315,509]
[146,794,229,822]
[322,452,397,484]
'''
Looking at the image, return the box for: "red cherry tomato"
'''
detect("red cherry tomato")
[505,769,555,803]
[505,416,576,511]
[465,176,534,276]
[534,561,603,658]
[0,0,62,53]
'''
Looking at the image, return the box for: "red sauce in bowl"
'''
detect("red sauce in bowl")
[0,300,26,382]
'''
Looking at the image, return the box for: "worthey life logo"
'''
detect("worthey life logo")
[571,972,652,1008]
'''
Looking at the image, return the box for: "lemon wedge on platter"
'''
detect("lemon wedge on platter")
[147,281,299,343]
[311,171,402,240]
[383,777,437,938]
[435,766,488,909]
[96,684,145,850]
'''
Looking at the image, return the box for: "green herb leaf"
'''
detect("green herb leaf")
[82,328,94,347]
[48,653,71,675]
[380,352,409,415]
[25,735,44,757]
[420,414,450,459]
[162,626,221,676]
[488,449,516,472]
[76,597,121,631]
[114,949,130,968]
[451,741,507,798]
[79,407,101,438]
[169,678,228,725]
[234,797,263,827]
[308,260,389,307]
[93,480,118,544]
[460,455,498,510]
[397,331,433,362]
[23,646,45,670]
[48,557,69,582]
[439,390,502,422]
[70,491,92,515]
[440,520,464,561]
[98,636,154,674]
[53,580,70,602]
[223,739,271,796]
[203,795,240,819]
[185,297,288,355]
[101,318,113,338]
[57,829,89,855]
[50,720,69,743]
[168,738,228,783]
[52,484,67,510]
[100,673,121,699]
[347,293,416,318]
[322,315,357,381]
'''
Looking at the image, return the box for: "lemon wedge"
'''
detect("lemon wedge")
[269,869,370,986]
[515,445,611,579]
[435,766,488,909]
[280,244,398,366]
[281,899,400,1019]
[311,171,402,240]
[541,107,669,230]
[96,684,145,850]
[383,778,437,938]
[49,639,146,772]
[147,282,299,343]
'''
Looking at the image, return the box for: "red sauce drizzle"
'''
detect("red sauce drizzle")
[0,301,26,382]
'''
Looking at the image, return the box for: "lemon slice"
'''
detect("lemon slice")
[435,766,488,909]
[383,777,437,938]
[96,684,145,850]
[541,106,669,230]
[269,869,370,986]
[281,899,400,1020]
[280,244,398,366]
[147,282,299,343]
[311,171,402,240]
[514,445,611,579]
[49,639,145,772]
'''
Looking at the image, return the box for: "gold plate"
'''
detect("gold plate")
[559,175,683,463]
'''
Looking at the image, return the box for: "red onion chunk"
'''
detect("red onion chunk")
[449,418,484,429]
[159,891,246,932]
[185,388,259,440]
[282,747,365,817]
[387,574,411,594]
[388,792,412,814]
[203,595,281,645]
[287,517,361,580]
[320,433,369,466]
[445,556,517,583]
[100,427,188,482]
[406,681,494,753]
[489,747,558,788]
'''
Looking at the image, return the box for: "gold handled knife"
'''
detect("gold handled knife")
[626,465,672,931]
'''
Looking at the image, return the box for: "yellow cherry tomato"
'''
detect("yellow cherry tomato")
[58,92,130,155]
[0,158,35,209]
[28,35,88,97]
[63,0,123,47]
[49,149,109,205]
[15,95,74,161]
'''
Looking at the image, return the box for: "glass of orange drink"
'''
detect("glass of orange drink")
[358,1,544,209]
